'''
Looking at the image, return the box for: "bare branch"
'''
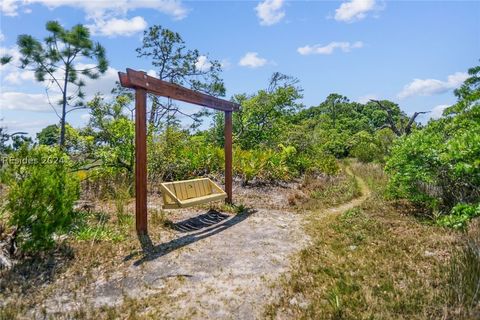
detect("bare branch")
[371,99,402,136]
[405,111,430,135]
[45,88,62,119]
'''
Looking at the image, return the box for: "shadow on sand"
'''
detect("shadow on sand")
[125,208,256,266]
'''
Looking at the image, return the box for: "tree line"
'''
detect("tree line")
[0,20,478,252]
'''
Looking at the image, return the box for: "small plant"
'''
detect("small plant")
[151,209,174,228]
[342,207,361,219]
[113,185,131,217]
[327,287,344,319]
[73,210,124,242]
[75,225,124,242]
[437,203,480,229]
[210,202,246,214]
[1,145,79,252]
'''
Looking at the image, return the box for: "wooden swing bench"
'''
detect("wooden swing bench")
[159,178,227,209]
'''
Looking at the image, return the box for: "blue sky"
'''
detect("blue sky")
[1,0,479,136]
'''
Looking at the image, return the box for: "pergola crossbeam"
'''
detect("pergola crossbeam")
[119,69,240,112]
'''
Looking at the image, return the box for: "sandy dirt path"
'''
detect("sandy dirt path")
[42,167,370,319]
[311,166,371,219]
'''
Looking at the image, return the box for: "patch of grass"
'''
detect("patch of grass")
[292,169,361,210]
[0,204,146,319]
[208,202,247,214]
[75,225,124,242]
[266,162,458,319]
[113,185,131,218]
[73,211,125,242]
[117,213,134,228]
[150,209,174,229]
[445,218,480,318]
[350,159,388,196]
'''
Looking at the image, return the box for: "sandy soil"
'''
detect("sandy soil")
[36,170,368,319]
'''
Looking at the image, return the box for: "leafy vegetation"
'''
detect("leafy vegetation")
[266,162,459,319]
[1,145,79,251]
[386,64,480,226]
[0,20,478,319]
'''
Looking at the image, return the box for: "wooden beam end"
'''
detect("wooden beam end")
[118,71,132,88]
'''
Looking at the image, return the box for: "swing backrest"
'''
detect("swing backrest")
[160,178,227,209]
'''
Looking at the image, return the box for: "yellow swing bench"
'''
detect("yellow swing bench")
[159,178,227,209]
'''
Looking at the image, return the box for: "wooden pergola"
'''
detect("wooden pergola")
[118,69,240,235]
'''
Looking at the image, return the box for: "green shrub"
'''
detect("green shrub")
[437,203,480,230]
[1,145,80,252]
[386,105,480,212]
[349,131,381,163]
[233,148,266,185]
[386,64,479,217]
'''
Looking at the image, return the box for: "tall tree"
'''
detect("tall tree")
[136,25,225,128]
[37,124,59,146]
[325,93,349,128]
[3,21,108,147]
[211,73,303,149]
[446,64,480,116]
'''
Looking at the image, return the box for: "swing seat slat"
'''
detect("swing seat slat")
[160,178,227,209]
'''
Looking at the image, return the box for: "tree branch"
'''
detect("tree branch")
[405,111,430,135]
[371,99,402,136]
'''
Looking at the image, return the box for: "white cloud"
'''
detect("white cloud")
[77,64,120,97]
[0,92,59,112]
[357,94,378,104]
[0,46,35,86]
[3,1,188,38]
[397,72,468,99]
[147,69,157,77]
[4,69,36,84]
[255,0,285,26]
[1,46,119,95]
[335,0,377,23]
[80,113,91,122]
[0,46,21,68]
[298,41,363,55]
[20,0,188,20]
[0,119,52,133]
[220,59,231,70]
[87,16,147,37]
[0,32,4,42]
[195,55,212,72]
[430,104,450,119]
[1,61,120,113]
[0,0,19,16]
[238,52,268,68]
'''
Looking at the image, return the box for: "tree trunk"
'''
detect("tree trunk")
[149,96,158,126]
[59,69,69,147]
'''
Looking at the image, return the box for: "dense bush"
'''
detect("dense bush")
[386,64,480,225]
[1,145,80,251]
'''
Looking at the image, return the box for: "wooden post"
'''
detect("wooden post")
[135,88,148,235]
[224,111,233,204]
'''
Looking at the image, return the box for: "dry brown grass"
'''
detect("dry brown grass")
[0,197,172,319]
[0,181,274,319]
[288,167,361,211]
[445,218,480,319]
[265,162,461,319]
